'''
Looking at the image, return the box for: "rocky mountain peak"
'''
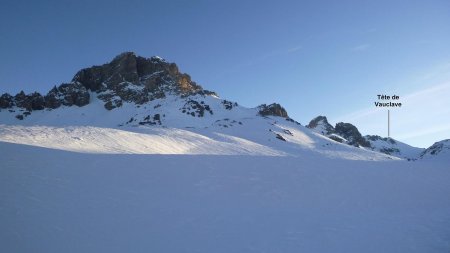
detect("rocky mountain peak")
[335,122,371,147]
[307,115,371,148]
[71,52,217,110]
[306,116,335,135]
[73,52,203,93]
[0,52,218,115]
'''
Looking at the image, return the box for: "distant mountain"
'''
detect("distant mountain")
[306,116,435,160]
[0,52,447,161]
[419,139,450,161]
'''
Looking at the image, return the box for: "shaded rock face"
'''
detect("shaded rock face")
[8,91,45,111]
[44,83,90,108]
[0,93,14,108]
[258,103,288,118]
[72,52,139,92]
[306,116,335,135]
[44,87,62,109]
[308,115,372,148]
[335,122,371,147]
[72,52,211,109]
[29,92,45,110]
[57,83,90,107]
[14,91,31,111]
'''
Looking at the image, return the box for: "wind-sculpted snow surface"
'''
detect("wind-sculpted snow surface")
[1,142,450,253]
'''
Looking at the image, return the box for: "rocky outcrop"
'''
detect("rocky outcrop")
[364,135,398,154]
[14,91,32,110]
[365,135,396,144]
[307,115,372,148]
[180,99,213,117]
[28,92,45,110]
[222,100,238,110]
[8,91,44,111]
[0,93,14,108]
[56,83,90,107]
[0,82,90,113]
[258,103,288,118]
[306,116,335,135]
[335,122,371,147]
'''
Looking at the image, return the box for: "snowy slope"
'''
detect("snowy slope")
[1,52,446,161]
[306,116,435,160]
[1,141,450,253]
[364,135,424,160]
[420,139,450,161]
[0,94,395,161]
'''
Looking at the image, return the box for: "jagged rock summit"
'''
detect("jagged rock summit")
[306,116,334,135]
[1,52,296,125]
[72,52,216,110]
[306,116,369,147]
[0,52,217,113]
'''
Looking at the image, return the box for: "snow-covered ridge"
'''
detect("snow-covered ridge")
[0,52,447,161]
[306,115,443,160]
[0,92,398,161]
[420,139,450,161]
[364,135,424,160]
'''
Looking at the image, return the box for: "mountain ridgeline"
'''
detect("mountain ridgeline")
[306,115,449,160]
[0,52,289,120]
[0,52,447,160]
[1,52,212,111]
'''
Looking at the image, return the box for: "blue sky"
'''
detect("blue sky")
[1,0,449,147]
